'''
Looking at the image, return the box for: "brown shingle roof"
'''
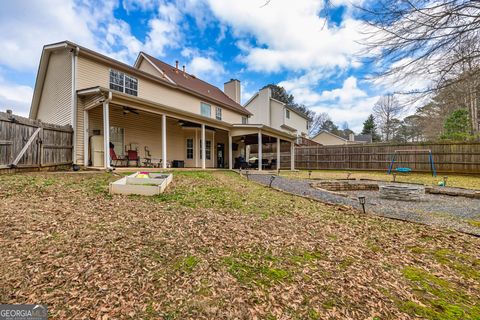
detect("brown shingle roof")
[139,52,251,116]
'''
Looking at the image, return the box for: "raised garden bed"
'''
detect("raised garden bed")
[109,172,173,196]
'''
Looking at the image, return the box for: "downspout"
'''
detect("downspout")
[71,46,79,166]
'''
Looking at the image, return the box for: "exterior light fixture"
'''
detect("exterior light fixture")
[358,196,366,214]
[269,175,276,188]
[443,176,448,186]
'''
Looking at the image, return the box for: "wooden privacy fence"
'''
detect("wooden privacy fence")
[282,142,480,173]
[0,110,73,171]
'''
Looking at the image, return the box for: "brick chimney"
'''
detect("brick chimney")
[224,79,241,104]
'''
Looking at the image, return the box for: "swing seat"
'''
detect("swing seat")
[396,167,412,173]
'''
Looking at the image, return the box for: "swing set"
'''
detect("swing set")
[387,149,437,177]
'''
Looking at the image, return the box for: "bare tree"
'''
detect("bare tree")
[308,112,331,137]
[360,0,480,132]
[373,94,406,141]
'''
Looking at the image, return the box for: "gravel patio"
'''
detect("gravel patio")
[248,173,480,236]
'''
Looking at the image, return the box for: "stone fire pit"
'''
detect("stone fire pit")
[379,185,425,201]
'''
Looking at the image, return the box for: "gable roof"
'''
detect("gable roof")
[312,130,348,141]
[30,41,251,119]
[136,52,251,116]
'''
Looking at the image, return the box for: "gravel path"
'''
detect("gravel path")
[249,174,480,236]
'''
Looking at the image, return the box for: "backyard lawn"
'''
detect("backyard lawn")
[282,169,480,190]
[0,170,479,319]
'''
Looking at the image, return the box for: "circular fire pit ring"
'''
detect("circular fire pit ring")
[379,185,425,201]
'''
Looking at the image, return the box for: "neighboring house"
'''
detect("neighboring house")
[311,130,372,146]
[244,87,310,138]
[29,41,296,170]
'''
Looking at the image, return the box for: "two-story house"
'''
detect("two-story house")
[244,86,310,138]
[29,41,296,170]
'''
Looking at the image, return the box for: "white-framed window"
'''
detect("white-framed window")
[200,140,212,160]
[201,102,211,117]
[241,116,248,124]
[186,138,194,159]
[216,107,222,120]
[286,109,290,119]
[109,69,138,96]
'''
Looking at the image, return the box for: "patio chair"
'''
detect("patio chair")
[270,159,278,169]
[262,159,270,170]
[109,147,128,167]
[126,149,140,167]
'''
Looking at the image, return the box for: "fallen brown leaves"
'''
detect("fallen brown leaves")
[0,171,478,319]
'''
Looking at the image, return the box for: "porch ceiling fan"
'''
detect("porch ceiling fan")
[123,107,139,115]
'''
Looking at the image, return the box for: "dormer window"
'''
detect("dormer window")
[109,69,138,96]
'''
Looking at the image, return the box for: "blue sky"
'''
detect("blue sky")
[0,0,393,132]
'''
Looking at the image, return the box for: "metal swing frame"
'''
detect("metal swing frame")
[387,149,437,177]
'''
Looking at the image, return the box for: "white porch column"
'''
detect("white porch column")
[102,101,110,169]
[201,123,206,169]
[83,110,89,167]
[290,140,295,170]
[277,137,281,170]
[258,130,262,171]
[162,114,167,169]
[228,131,233,170]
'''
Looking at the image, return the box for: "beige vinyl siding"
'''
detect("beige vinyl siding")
[36,49,72,125]
[137,59,164,77]
[85,105,221,168]
[245,88,270,126]
[270,100,284,130]
[311,132,347,145]
[76,94,103,165]
[76,55,244,124]
[284,109,308,136]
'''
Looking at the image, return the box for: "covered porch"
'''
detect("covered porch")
[75,88,296,170]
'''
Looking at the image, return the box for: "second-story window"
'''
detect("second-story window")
[109,69,138,96]
[201,102,211,117]
[241,116,248,124]
[286,109,290,119]
[216,107,222,120]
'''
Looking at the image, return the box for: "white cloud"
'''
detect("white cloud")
[206,0,363,73]
[0,0,96,71]
[0,74,33,116]
[310,95,378,132]
[280,73,376,132]
[0,0,184,72]
[188,56,225,79]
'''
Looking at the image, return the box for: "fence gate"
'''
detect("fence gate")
[0,110,73,171]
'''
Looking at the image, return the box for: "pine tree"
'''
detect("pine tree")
[361,114,380,141]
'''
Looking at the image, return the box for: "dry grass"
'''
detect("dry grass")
[0,170,479,319]
[282,170,480,190]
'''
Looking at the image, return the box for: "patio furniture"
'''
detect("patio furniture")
[262,159,270,170]
[127,149,140,167]
[109,147,128,167]
[172,160,184,168]
[270,159,278,169]
[234,156,248,169]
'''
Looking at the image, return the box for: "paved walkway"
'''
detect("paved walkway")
[248,174,480,236]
